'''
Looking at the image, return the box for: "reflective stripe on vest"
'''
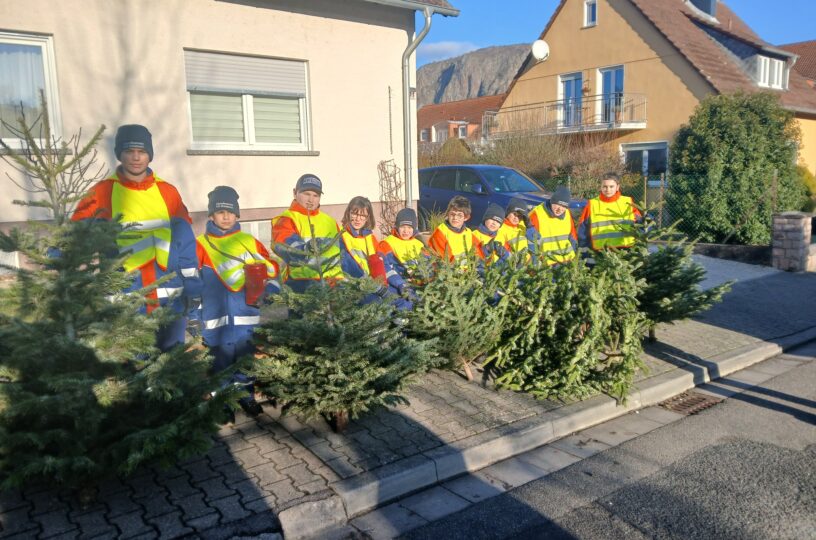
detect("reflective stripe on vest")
[383,236,424,265]
[280,209,343,280]
[472,229,500,264]
[341,230,377,275]
[198,231,278,292]
[111,179,172,272]
[496,223,529,253]
[589,196,636,249]
[530,205,576,265]
[437,222,473,259]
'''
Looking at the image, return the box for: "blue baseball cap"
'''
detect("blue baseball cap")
[295,173,323,194]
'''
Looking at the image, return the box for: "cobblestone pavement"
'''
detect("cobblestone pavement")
[2,271,816,539]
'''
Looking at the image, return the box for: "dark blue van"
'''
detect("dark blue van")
[418,164,584,229]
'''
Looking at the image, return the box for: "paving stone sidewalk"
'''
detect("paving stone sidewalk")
[2,271,815,539]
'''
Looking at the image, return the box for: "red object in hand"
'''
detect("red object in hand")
[368,254,387,284]
[244,262,268,306]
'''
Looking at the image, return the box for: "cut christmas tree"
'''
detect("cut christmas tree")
[0,100,238,491]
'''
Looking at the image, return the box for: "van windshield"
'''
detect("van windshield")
[481,168,542,193]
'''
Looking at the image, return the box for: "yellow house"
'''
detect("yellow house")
[490,0,816,178]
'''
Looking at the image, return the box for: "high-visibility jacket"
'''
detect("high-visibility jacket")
[495,219,529,254]
[527,203,577,266]
[197,230,279,292]
[472,226,507,264]
[379,233,426,290]
[196,221,280,349]
[586,195,637,249]
[429,221,474,262]
[111,179,172,272]
[340,226,378,277]
[71,169,201,313]
[272,201,343,283]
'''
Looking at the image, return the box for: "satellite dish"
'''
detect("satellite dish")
[532,40,550,62]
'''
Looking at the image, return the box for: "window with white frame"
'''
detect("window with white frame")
[184,50,310,150]
[420,129,430,142]
[757,55,785,89]
[622,142,668,186]
[0,32,61,145]
[457,125,468,138]
[584,0,597,27]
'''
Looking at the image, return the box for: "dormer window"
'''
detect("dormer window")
[584,0,597,27]
[758,56,786,89]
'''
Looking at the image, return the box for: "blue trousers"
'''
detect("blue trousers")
[210,341,257,406]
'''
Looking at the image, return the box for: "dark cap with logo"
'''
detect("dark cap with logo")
[208,186,240,217]
[506,197,528,216]
[114,124,154,162]
[295,173,323,194]
[550,186,571,208]
[482,203,506,224]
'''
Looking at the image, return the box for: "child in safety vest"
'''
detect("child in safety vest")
[472,203,509,265]
[527,186,578,266]
[429,196,476,262]
[578,172,641,250]
[272,174,342,292]
[196,186,280,418]
[495,198,530,258]
[378,208,427,299]
[340,196,411,310]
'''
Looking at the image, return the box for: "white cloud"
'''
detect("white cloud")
[417,41,480,65]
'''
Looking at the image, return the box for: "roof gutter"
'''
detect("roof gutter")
[401,6,434,206]
[361,0,459,17]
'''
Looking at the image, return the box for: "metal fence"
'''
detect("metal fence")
[536,170,789,245]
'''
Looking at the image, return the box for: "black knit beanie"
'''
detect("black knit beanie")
[114,124,154,162]
[208,186,240,217]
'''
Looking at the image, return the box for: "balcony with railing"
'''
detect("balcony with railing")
[482,93,647,140]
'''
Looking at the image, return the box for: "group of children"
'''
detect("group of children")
[426,172,641,269]
[195,171,640,418]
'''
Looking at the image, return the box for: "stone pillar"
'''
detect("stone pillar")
[771,212,812,272]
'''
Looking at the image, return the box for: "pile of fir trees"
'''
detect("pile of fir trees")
[0,107,238,491]
[250,239,437,432]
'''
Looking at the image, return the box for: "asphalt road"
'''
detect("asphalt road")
[402,341,816,540]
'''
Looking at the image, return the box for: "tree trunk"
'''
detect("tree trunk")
[648,326,657,342]
[329,410,349,433]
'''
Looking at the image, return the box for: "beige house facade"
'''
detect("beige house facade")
[491,0,816,180]
[0,0,457,247]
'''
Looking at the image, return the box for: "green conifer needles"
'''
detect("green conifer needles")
[251,279,436,423]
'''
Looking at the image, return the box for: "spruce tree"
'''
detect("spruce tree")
[623,211,732,341]
[0,101,238,491]
[485,254,646,402]
[251,278,436,431]
[408,252,506,381]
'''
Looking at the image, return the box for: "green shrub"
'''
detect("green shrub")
[668,92,806,244]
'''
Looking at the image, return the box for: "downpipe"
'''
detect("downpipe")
[402,6,433,206]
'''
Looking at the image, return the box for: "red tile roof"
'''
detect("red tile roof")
[628,0,816,114]
[417,94,507,132]
[780,40,816,83]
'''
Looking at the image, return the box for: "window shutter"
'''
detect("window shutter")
[184,50,307,97]
[189,93,245,142]
[253,96,301,143]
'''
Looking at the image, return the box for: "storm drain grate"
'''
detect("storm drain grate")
[659,391,724,416]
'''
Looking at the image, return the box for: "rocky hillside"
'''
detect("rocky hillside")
[417,44,530,107]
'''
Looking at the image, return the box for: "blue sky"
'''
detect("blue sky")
[416,0,816,65]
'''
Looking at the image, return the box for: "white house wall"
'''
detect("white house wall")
[0,0,418,230]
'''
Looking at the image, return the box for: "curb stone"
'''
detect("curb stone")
[306,325,816,525]
[277,495,346,539]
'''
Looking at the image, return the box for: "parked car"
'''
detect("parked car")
[418,164,585,229]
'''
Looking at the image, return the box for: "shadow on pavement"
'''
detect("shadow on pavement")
[695,272,816,342]
[0,414,284,539]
